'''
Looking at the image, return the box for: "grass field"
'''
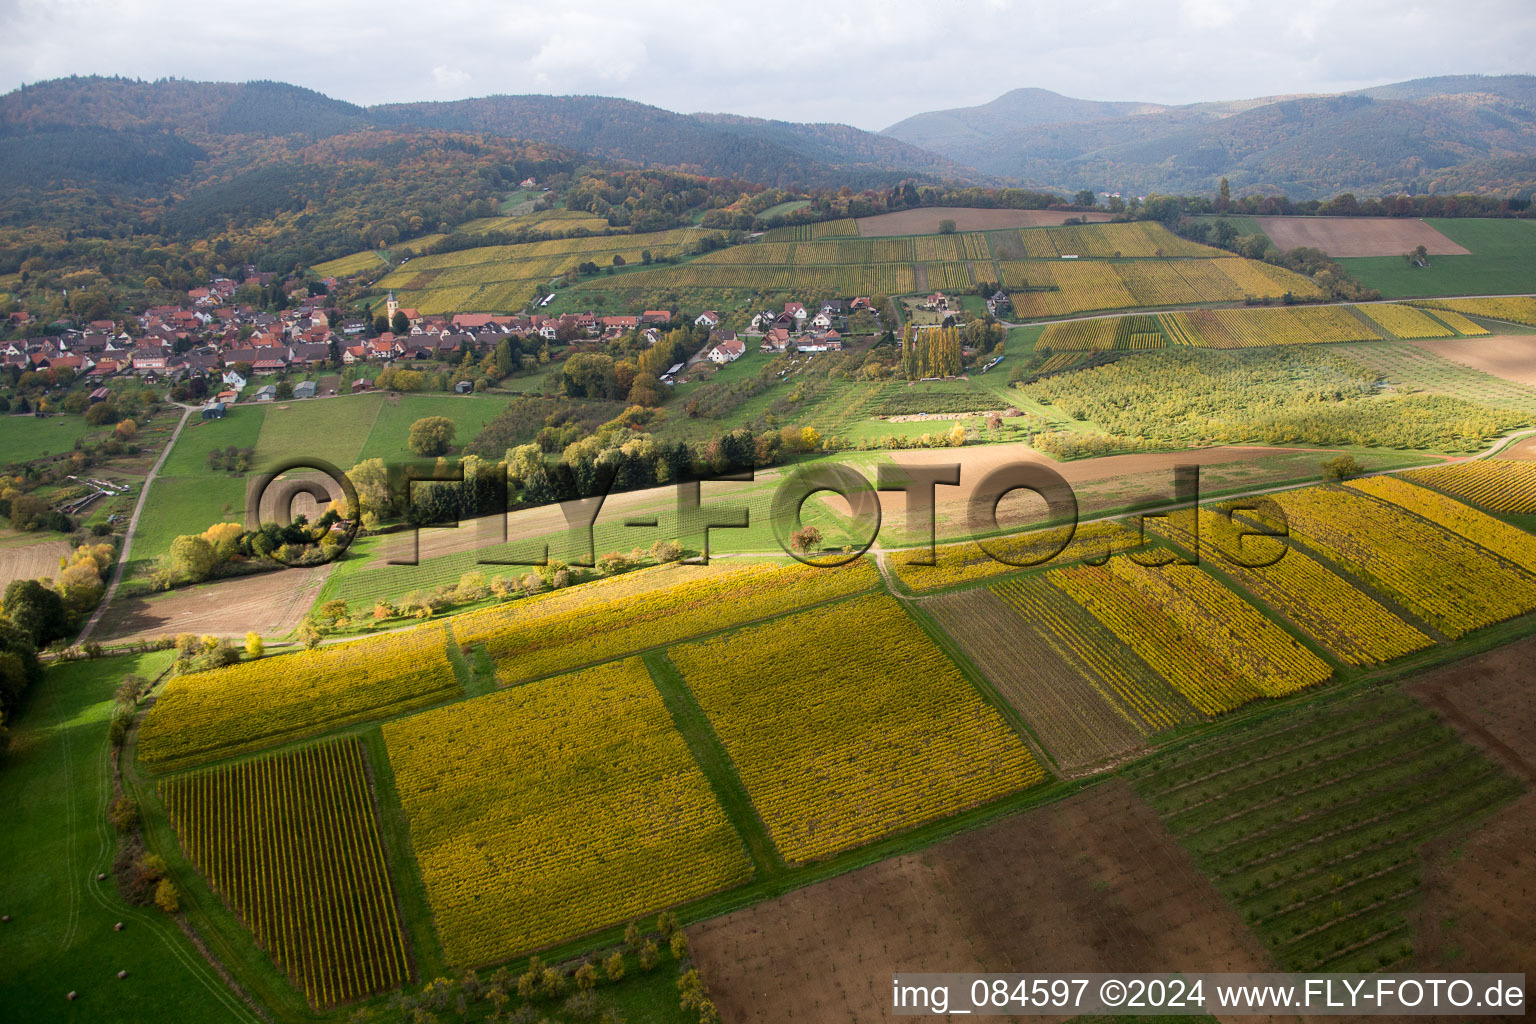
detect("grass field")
[0,651,262,1024]
[0,412,111,465]
[1339,218,1536,298]
[353,393,511,463]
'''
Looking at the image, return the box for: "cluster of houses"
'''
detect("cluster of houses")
[6,275,885,403]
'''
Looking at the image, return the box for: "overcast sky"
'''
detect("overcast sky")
[2,0,1532,129]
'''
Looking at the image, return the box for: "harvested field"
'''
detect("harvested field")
[1409,335,1536,387]
[97,565,332,642]
[855,207,1111,236]
[0,536,70,590]
[1410,635,1536,978]
[921,589,1145,772]
[1256,217,1470,258]
[687,780,1273,1024]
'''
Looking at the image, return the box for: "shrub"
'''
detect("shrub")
[153,878,179,914]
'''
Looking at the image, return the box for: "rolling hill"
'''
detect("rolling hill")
[883,75,1536,198]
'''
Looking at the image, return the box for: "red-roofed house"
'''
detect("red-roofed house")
[707,338,745,364]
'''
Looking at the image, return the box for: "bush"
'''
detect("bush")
[153,878,179,914]
[1321,453,1364,481]
[108,796,139,832]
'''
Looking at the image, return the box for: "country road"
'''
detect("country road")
[73,403,195,646]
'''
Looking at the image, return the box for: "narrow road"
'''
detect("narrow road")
[75,403,195,646]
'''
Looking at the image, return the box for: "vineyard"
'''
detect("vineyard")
[1413,296,1536,327]
[1403,459,1536,513]
[1345,475,1536,573]
[1149,506,1433,667]
[312,250,389,278]
[762,219,859,241]
[1266,486,1536,639]
[887,520,1146,593]
[1159,306,1379,348]
[382,658,751,965]
[138,624,459,772]
[1354,303,1456,339]
[451,558,880,685]
[1038,315,1166,352]
[921,589,1148,771]
[1048,562,1331,715]
[159,738,412,1007]
[1019,346,1527,452]
[1000,222,1225,259]
[668,594,1045,862]
[1004,258,1320,318]
[1131,690,1522,971]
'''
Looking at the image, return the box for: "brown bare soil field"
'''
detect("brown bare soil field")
[921,590,1144,772]
[1410,636,1536,985]
[688,780,1274,1023]
[1410,335,1536,387]
[1256,217,1469,258]
[856,207,1112,237]
[96,564,332,642]
[1499,434,1536,460]
[0,536,70,590]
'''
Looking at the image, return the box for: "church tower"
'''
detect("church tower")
[385,291,398,326]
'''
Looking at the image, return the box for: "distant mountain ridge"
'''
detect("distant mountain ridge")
[882,75,1536,198]
[0,77,981,190]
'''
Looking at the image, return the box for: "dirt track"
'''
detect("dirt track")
[856,207,1112,236]
[688,780,1275,1023]
[1256,217,1469,258]
[1410,335,1536,387]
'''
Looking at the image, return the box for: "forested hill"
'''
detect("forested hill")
[372,95,980,187]
[0,77,978,190]
[883,75,1536,198]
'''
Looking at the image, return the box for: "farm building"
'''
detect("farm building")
[352,378,373,393]
[202,401,227,420]
[89,386,111,404]
[293,381,317,398]
[254,385,276,402]
[454,380,474,394]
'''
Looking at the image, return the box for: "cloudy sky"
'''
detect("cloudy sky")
[2,0,1532,128]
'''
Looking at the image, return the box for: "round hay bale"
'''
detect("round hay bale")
[117,970,128,980]
[67,991,78,1001]
[114,922,125,932]
[97,873,106,881]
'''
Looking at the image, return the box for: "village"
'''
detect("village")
[1,267,915,416]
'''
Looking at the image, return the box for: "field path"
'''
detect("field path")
[995,291,1536,330]
[75,404,194,646]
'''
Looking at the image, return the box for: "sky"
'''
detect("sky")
[2,0,1533,129]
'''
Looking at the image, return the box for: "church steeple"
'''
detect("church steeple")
[385,290,399,326]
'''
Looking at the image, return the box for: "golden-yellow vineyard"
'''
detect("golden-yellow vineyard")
[1354,303,1456,339]
[1008,222,1223,259]
[669,594,1045,862]
[888,520,1145,593]
[1267,486,1536,639]
[1048,560,1331,715]
[453,558,880,685]
[1005,258,1319,318]
[1346,475,1536,574]
[1149,506,1432,666]
[1413,296,1536,327]
[160,738,412,1008]
[990,574,1196,731]
[1159,306,1379,348]
[139,624,458,772]
[382,658,751,966]
[1404,459,1536,513]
